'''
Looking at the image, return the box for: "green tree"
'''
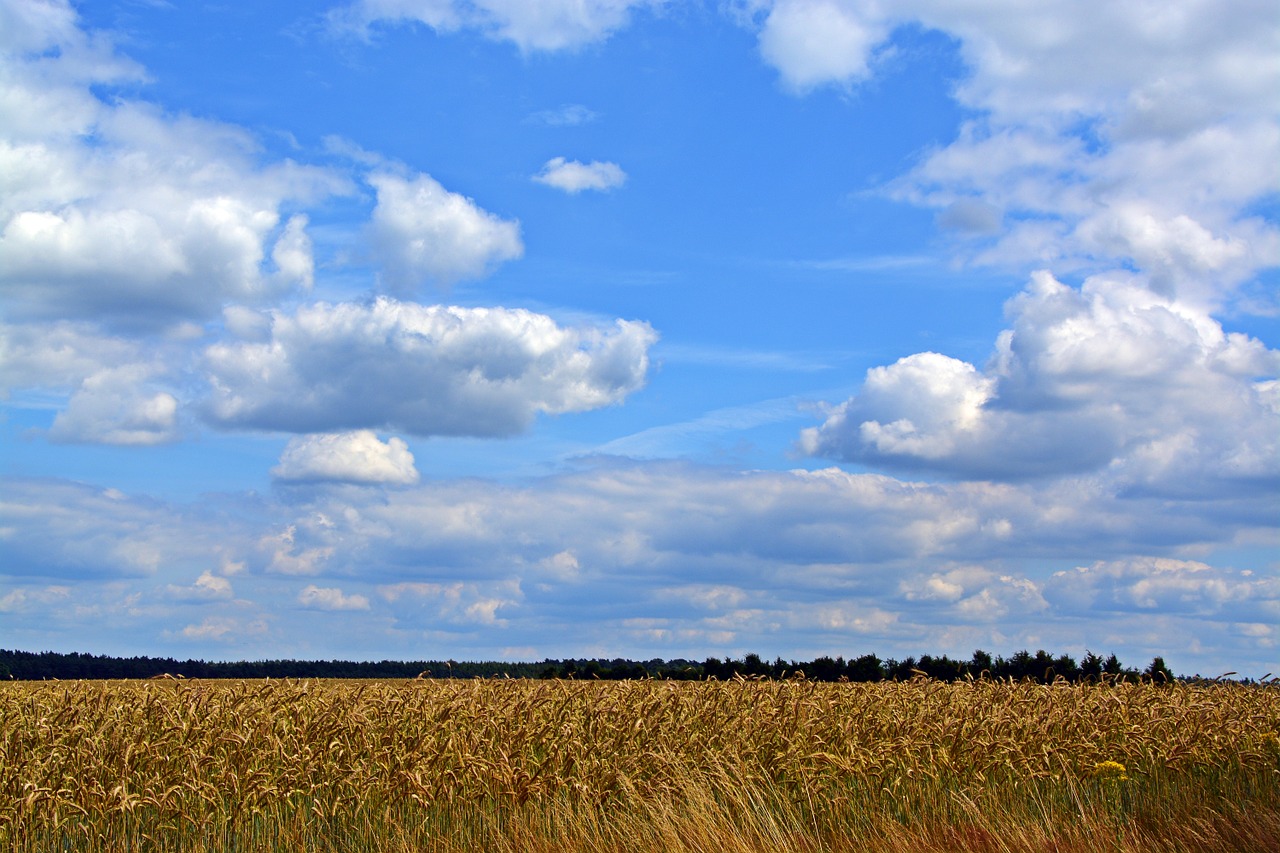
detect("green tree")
[1145,656,1175,683]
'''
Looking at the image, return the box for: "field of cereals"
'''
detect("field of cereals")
[2,677,1278,852]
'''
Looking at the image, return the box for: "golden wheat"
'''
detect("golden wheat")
[1,678,1276,851]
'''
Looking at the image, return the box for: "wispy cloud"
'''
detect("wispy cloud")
[525,104,599,127]
[657,343,840,372]
[592,397,811,459]
[797,255,934,273]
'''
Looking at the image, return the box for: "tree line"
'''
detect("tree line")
[0,647,1182,683]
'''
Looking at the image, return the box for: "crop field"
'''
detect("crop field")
[1,678,1278,852]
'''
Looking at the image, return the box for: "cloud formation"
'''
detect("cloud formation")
[0,9,343,330]
[0,0,1273,675]
[368,171,523,290]
[273,431,420,485]
[746,0,1280,307]
[756,0,888,91]
[801,270,1280,491]
[0,478,253,582]
[380,581,521,627]
[0,3,658,455]
[167,571,235,603]
[203,298,657,436]
[533,158,628,194]
[1045,558,1279,637]
[298,585,371,611]
[4,456,1273,668]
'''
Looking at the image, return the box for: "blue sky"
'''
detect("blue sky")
[2,0,1277,676]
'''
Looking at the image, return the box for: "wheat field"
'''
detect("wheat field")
[1,677,1277,852]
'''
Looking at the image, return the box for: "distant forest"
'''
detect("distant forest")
[0,647,1192,683]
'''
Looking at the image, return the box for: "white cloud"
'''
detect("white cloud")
[203,297,657,436]
[47,364,180,446]
[796,602,899,636]
[178,615,269,643]
[167,570,234,602]
[745,0,1280,306]
[3,459,1275,671]
[0,2,356,447]
[368,171,522,290]
[749,1,1278,129]
[0,104,343,331]
[379,580,521,626]
[756,0,888,91]
[0,585,71,613]
[0,2,347,332]
[533,157,627,194]
[538,550,581,581]
[0,316,202,449]
[271,214,316,292]
[260,525,334,576]
[0,479,245,581]
[330,0,661,52]
[1046,558,1278,621]
[0,321,146,395]
[298,584,371,611]
[273,462,1265,595]
[901,566,1048,622]
[273,431,420,485]
[801,271,1280,491]
[833,351,995,461]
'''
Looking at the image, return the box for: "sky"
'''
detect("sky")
[1,0,1277,676]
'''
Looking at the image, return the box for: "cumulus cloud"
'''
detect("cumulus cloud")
[167,570,234,602]
[47,364,180,446]
[271,214,316,292]
[260,525,335,576]
[537,550,582,581]
[329,0,660,52]
[1045,558,1279,622]
[367,171,522,290]
[901,565,1048,622]
[4,458,1275,670]
[0,320,197,448]
[801,271,1280,491]
[273,431,420,485]
[0,16,345,331]
[379,580,521,626]
[203,297,657,436]
[298,584,371,611]
[0,1,355,448]
[267,461,1266,598]
[533,157,627,194]
[745,0,1280,306]
[756,0,888,91]
[748,0,1278,132]
[0,321,148,395]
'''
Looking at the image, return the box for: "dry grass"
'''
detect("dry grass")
[1,678,1276,851]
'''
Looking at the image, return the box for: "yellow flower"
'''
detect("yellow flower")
[1093,760,1129,782]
